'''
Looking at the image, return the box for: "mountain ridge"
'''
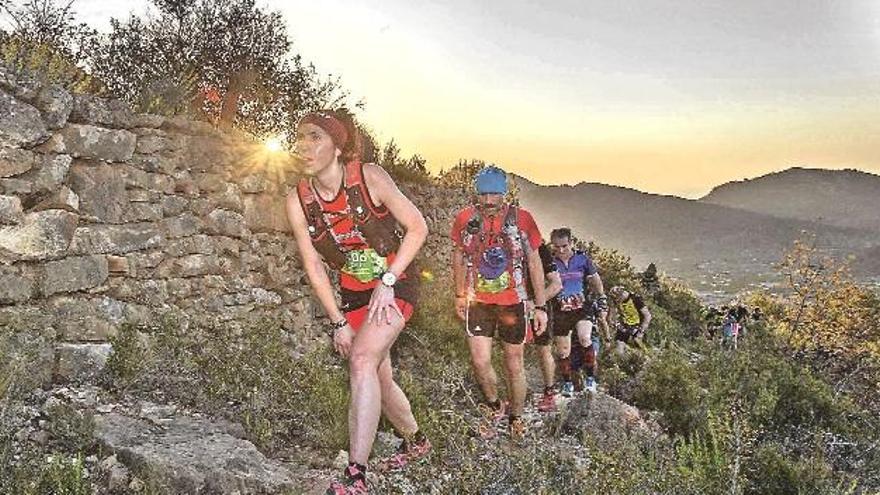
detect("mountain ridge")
[512,167,880,296]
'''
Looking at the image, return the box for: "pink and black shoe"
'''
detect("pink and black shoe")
[326,463,369,495]
[375,432,432,472]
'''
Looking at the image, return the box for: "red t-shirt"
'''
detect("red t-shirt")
[450,205,542,306]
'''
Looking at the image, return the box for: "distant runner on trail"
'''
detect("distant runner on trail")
[529,240,563,412]
[609,285,652,355]
[285,109,430,495]
[549,228,608,395]
[451,165,548,440]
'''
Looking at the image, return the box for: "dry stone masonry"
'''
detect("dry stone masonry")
[0,65,468,385]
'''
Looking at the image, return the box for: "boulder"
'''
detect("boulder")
[59,125,136,162]
[135,135,170,154]
[30,186,79,213]
[69,223,164,255]
[23,153,72,192]
[156,254,226,278]
[161,213,204,238]
[49,296,125,341]
[239,174,269,193]
[0,194,23,224]
[69,94,134,128]
[131,114,165,128]
[94,413,296,494]
[160,195,188,217]
[0,329,54,388]
[0,90,49,147]
[69,162,128,222]
[562,392,667,452]
[0,210,78,261]
[0,264,36,304]
[34,84,74,130]
[243,194,289,233]
[0,146,36,177]
[55,343,113,383]
[205,209,247,238]
[40,255,109,296]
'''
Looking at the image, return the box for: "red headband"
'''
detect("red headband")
[299,112,349,149]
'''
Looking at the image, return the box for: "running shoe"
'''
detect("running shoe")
[509,416,526,440]
[476,401,507,440]
[374,435,432,473]
[326,464,368,495]
[478,401,508,422]
[561,381,574,398]
[585,377,597,393]
[537,390,557,412]
[572,371,584,393]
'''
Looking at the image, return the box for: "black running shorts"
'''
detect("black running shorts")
[532,304,555,346]
[615,325,643,344]
[555,307,596,338]
[466,301,527,345]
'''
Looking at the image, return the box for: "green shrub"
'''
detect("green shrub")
[744,443,853,495]
[632,349,705,437]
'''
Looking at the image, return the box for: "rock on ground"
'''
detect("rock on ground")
[94,412,297,494]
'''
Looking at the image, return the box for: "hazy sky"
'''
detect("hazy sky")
[74,0,880,197]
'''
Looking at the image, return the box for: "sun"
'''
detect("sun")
[264,135,284,152]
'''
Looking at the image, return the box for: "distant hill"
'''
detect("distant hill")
[700,167,880,233]
[514,172,880,298]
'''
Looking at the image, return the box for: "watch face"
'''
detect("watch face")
[381,272,397,286]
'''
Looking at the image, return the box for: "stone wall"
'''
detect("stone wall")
[0,66,469,383]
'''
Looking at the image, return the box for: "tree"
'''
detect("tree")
[776,236,880,404]
[85,0,345,138]
[377,139,432,184]
[438,159,485,191]
[0,0,100,91]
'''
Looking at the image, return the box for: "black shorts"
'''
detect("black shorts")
[466,301,527,345]
[339,272,420,314]
[615,325,643,344]
[531,304,554,346]
[554,307,596,338]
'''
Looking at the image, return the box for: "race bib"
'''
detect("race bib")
[476,271,511,294]
[341,248,388,283]
[558,293,585,312]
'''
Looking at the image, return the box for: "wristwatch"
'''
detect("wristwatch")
[380,271,397,287]
[534,305,547,312]
[329,319,348,336]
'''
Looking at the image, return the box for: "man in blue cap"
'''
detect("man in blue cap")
[450,165,548,440]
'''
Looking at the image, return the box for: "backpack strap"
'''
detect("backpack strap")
[344,161,388,226]
[295,178,347,269]
[296,179,328,241]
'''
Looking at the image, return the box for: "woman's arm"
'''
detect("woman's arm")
[363,163,428,277]
[285,191,355,355]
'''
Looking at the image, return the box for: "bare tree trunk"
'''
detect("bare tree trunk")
[219,67,256,127]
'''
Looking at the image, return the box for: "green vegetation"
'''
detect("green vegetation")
[95,238,880,493]
[1,328,97,494]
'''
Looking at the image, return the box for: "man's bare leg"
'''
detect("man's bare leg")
[467,335,498,403]
[538,344,555,389]
[501,342,526,417]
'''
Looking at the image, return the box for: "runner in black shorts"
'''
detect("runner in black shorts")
[451,166,549,440]
[527,241,562,412]
[550,228,608,395]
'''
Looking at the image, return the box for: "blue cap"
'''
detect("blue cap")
[474,166,508,195]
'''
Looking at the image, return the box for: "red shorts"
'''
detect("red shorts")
[344,298,415,332]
